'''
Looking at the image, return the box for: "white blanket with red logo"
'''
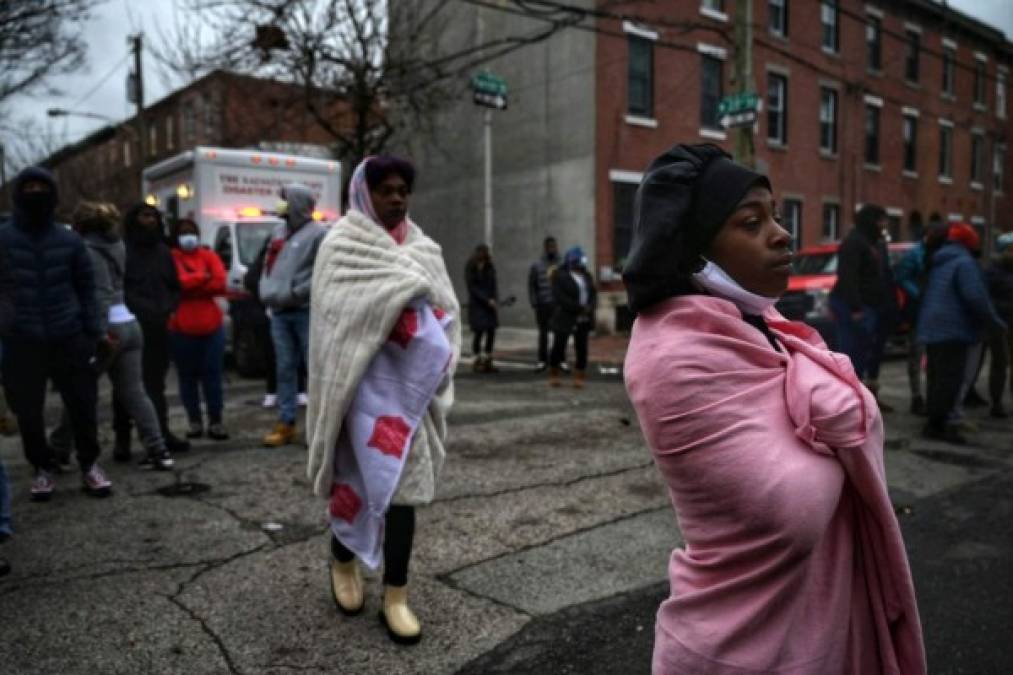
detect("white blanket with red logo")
[306,209,461,515]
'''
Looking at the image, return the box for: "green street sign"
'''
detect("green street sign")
[471,71,508,97]
[717,92,760,117]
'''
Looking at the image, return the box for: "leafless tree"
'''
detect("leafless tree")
[0,0,103,106]
[153,0,646,175]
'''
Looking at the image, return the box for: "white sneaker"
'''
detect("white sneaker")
[297,392,309,407]
[82,463,112,497]
[262,394,277,408]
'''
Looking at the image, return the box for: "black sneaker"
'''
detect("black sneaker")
[964,389,988,408]
[990,405,1009,419]
[186,422,204,439]
[139,449,174,471]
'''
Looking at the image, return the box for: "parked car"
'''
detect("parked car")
[775,241,916,349]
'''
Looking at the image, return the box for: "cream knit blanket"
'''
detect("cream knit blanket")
[306,210,461,499]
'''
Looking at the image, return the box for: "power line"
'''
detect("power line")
[70,51,132,110]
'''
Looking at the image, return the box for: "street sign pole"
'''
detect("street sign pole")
[484,108,493,254]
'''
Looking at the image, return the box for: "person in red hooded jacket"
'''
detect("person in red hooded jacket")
[168,219,229,440]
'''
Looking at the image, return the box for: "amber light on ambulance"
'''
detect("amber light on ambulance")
[237,206,263,217]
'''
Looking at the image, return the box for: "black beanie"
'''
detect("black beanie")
[622,144,771,314]
[690,154,771,255]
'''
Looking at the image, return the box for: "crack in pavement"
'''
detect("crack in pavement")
[435,460,656,504]
[437,504,670,580]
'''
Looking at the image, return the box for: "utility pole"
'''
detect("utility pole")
[733,0,754,167]
[129,33,147,194]
[476,8,494,253]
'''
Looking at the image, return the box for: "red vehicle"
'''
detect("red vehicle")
[774,241,916,349]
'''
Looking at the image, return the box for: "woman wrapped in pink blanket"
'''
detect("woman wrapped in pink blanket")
[622,144,925,674]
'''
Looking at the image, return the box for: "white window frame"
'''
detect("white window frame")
[767,71,788,145]
[700,0,728,23]
[821,1,839,54]
[970,131,985,189]
[769,0,788,37]
[938,118,954,183]
[901,111,919,176]
[608,169,644,184]
[821,201,840,241]
[781,196,803,250]
[819,86,838,155]
[623,20,658,42]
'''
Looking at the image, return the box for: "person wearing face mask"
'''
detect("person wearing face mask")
[115,204,187,456]
[622,144,925,675]
[307,156,460,645]
[259,183,327,448]
[528,236,559,372]
[0,167,111,500]
[548,246,597,388]
[168,219,229,440]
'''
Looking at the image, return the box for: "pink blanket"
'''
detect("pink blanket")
[625,295,925,675]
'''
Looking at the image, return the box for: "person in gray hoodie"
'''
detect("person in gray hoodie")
[259,183,327,447]
[50,202,174,470]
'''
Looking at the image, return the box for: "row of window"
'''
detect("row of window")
[702,1,1008,117]
[116,95,221,167]
[627,36,726,131]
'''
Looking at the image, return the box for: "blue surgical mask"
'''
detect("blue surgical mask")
[178,234,200,251]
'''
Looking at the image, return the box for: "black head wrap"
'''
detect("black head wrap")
[11,166,58,231]
[622,143,770,314]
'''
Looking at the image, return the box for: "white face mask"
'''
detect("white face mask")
[691,258,778,316]
[178,234,200,251]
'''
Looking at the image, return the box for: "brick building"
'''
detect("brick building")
[405,0,1012,330]
[31,70,345,218]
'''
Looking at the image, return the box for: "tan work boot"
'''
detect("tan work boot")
[329,559,364,615]
[263,422,296,447]
[548,367,562,387]
[380,584,421,645]
[573,370,586,389]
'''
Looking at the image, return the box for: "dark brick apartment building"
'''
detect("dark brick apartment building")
[26,70,345,218]
[407,0,1012,330]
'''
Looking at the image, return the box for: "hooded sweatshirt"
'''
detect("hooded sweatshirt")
[82,229,131,334]
[0,166,100,342]
[258,183,327,311]
[122,204,181,326]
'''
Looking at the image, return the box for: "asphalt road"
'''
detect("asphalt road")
[0,353,1010,674]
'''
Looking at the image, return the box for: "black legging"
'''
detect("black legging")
[471,329,495,356]
[331,505,415,586]
[550,326,590,371]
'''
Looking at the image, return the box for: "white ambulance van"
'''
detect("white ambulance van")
[142,147,341,374]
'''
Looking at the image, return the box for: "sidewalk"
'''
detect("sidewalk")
[469,327,630,367]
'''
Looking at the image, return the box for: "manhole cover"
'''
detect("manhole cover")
[156,481,212,497]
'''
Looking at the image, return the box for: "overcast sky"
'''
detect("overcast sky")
[5,0,1013,160]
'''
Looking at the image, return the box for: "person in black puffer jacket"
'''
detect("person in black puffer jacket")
[986,232,1013,417]
[114,203,188,453]
[0,166,110,500]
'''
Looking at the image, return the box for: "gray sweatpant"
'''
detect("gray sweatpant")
[52,321,166,453]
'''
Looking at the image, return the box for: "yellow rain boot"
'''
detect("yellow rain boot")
[263,422,296,447]
[329,559,364,615]
[380,584,421,645]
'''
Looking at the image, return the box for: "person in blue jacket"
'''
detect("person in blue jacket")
[0,167,111,501]
[893,220,949,415]
[917,223,1007,443]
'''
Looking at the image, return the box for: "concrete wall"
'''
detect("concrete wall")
[401,2,597,328]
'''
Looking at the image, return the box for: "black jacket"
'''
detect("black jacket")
[551,268,597,333]
[122,204,181,326]
[0,167,100,342]
[0,244,15,336]
[466,260,499,332]
[832,227,885,310]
